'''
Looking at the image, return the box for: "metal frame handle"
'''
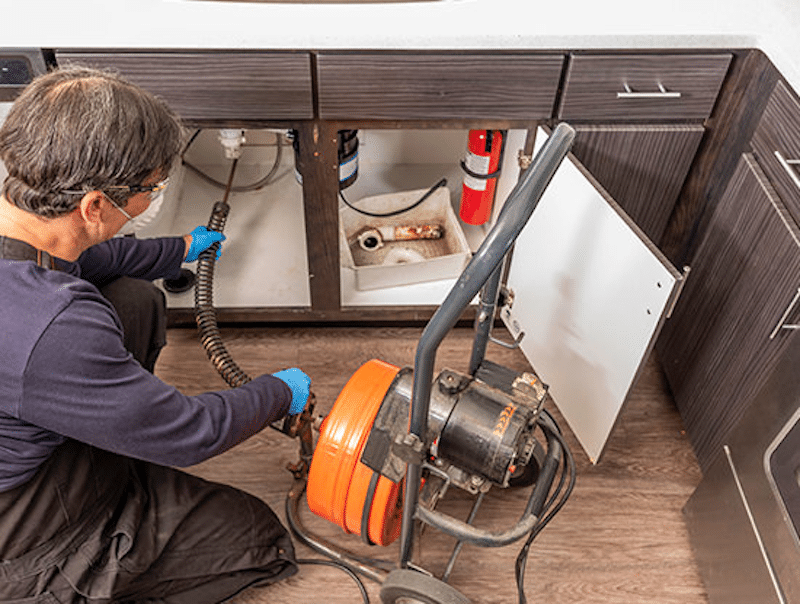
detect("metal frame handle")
[616,82,682,99]
[398,122,576,565]
[770,287,800,340]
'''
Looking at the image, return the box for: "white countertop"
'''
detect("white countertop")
[5,0,800,90]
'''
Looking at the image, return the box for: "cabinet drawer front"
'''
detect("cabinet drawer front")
[558,53,731,121]
[751,81,800,226]
[317,52,564,120]
[54,51,314,121]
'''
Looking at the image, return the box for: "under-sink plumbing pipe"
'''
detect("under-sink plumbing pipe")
[218,129,246,160]
[182,129,284,193]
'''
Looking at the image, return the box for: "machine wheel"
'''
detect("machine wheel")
[380,569,472,604]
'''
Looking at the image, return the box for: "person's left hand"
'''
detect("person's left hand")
[185,225,226,262]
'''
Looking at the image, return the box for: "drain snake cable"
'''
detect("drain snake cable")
[192,158,372,603]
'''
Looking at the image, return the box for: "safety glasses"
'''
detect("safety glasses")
[63,178,170,202]
[106,178,170,199]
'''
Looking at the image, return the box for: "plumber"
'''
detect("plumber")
[0,65,309,603]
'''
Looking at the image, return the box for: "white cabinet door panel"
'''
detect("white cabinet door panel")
[502,127,683,463]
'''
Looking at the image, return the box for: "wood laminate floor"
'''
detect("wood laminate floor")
[154,325,706,604]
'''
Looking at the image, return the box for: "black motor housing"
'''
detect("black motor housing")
[361,361,547,488]
[437,370,538,485]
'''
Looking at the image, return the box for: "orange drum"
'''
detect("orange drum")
[307,359,404,546]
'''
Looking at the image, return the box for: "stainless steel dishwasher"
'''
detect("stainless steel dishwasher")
[684,334,800,603]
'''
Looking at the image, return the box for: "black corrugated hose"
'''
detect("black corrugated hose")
[194,158,252,388]
[193,200,253,388]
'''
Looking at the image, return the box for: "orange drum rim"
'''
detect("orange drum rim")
[307,359,400,538]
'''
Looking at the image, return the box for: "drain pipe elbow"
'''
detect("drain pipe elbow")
[218,129,246,160]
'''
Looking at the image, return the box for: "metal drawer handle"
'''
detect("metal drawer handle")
[774,150,800,192]
[770,287,800,339]
[616,83,682,99]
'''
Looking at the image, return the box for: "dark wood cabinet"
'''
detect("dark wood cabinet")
[53,50,315,122]
[569,125,705,244]
[558,52,732,121]
[316,52,564,121]
[557,53,725,246]
[659,153,800,470]
[751,80,800,226]
[39,48,734,331]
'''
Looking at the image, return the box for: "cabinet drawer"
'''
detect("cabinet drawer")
[751,80,800,227]
[316,52,564,120]
[0,48,47,101]
[54,51,314,122]
[558,53,731,121]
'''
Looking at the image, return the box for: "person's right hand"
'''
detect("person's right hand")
[273,368,311,415]
[184,225,226,262]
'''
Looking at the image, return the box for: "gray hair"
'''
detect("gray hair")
[0,65,183,217]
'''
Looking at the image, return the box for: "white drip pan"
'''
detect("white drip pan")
[339,187,471,291]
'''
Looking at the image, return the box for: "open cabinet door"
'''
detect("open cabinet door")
[501,127,685,463]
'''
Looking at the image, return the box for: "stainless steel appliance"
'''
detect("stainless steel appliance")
[684,335,800,603]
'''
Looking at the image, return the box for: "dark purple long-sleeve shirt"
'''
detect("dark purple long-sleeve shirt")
[0,236,291,491]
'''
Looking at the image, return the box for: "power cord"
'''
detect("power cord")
[339,178,449,218]
[297,559,371,604]
[514,411,577,604]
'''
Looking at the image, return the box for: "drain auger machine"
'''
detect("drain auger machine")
[192,123,578,603]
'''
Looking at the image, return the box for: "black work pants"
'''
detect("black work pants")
[0,278,298,602]
[0,441,297,603]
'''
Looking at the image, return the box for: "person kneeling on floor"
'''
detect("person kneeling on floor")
[0,64,310,603]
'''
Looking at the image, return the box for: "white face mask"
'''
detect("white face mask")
[114,188,165,236]
[103,180,168,236]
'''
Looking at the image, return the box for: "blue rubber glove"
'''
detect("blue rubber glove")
[273,368,312,415]
[185,225,226,262]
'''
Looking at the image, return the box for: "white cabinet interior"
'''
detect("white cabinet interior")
[337,128,528,307]
[139,127,528,311]
[138,129,311,309]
